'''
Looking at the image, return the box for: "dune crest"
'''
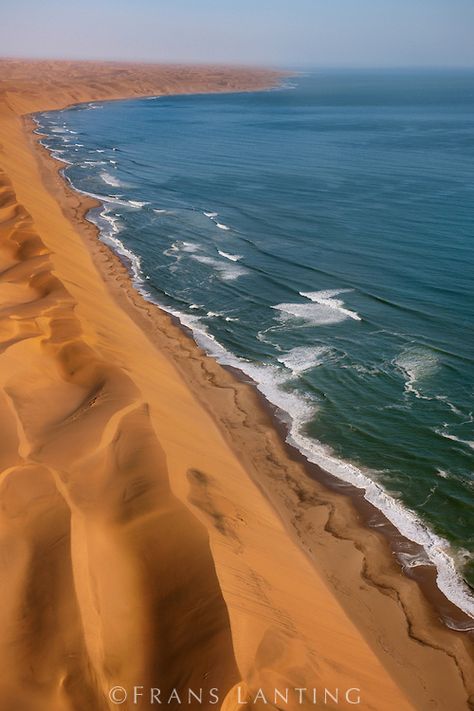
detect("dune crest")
[0,61,472,710]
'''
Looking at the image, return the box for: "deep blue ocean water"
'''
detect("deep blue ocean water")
[36,70,474,617]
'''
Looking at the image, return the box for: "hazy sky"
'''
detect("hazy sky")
[2,0,474,68]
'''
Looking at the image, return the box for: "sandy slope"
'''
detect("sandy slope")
[0,60,472,711]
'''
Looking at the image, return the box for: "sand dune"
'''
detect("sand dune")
[0,60,472,710]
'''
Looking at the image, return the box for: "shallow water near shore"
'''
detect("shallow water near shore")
[36,70,474,615]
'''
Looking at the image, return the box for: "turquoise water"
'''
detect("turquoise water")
[36,70,474,616]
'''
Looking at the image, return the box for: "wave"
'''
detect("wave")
[50,125,77,135]
[81,160,108,167]
[127,200,149,208]
[153,208,168,214]
[202,208,230,229]
[341,362,380,376]
[395,346,440,398]
[273,289,361,327]
[435,429,474,451]
[95,207,144,287]
[434,395,465,418]
[218,250,242,262]
[50,150,73,165]
[164,241,201,256]
[205,311,239,322]
[192,255,247,281]
[300,289,361,321]
[277,345,332,375]
[100,171,125,188]
[397,550,432,570]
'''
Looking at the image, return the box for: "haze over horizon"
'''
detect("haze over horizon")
[1,0,474,69]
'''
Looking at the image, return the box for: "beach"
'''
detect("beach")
[0,59,472,710]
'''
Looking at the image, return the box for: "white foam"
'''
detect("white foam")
[204,311,239,322]
[77,188,132,209]
[95,207,144,287]
[50,151,73,165]
[100,171,124,188]
[192,255,247,281]
[273,289,361,327]
[300,289,361,321]
[341,362,380,376]
[153,208,168,214]
[444,618,474,632]
[397,551,432,570]
[180,241,201,253]
[435,395,465,417]
[164,241,201,258]
[395,347,440,398]
[82,160,108,166]
[181,241,201,253]
[277,345,332,375]
[218,250,242,262]
[202,211,231,230]
[274,301,350,326]
[51,126,77,135]
[436,429,474,451]
[100,210,122,236]
[127,200,149,208]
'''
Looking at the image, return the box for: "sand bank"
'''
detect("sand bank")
[0,60,472,711]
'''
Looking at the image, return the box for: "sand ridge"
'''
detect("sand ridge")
[0,60,472,710]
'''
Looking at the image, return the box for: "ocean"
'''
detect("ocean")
[35,70,474,617]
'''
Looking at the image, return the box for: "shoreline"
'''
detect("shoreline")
[33,97,474,630]
[1,60,473,710]
[31,90,474,680]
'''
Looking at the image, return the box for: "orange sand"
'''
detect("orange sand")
[0,60,472,711]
